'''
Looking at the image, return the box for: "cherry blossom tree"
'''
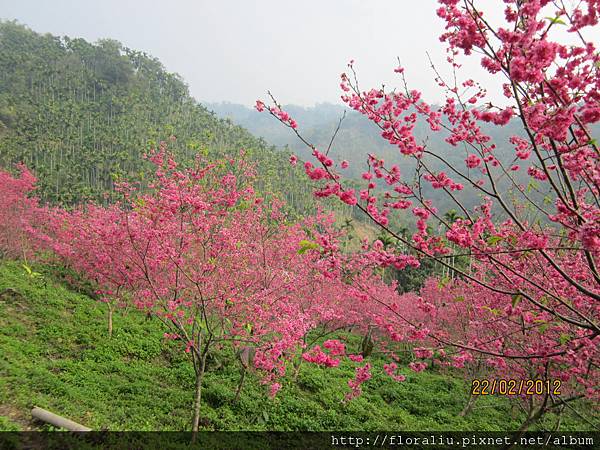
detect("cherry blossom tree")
[1,148,416,430]
[257,0,600,422]
[33,144,405,432]
[0,165,44,261]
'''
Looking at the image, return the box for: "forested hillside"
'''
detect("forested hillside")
[0,21,331,217]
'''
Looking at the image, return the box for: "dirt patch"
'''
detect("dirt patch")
[0,403,36,430]
[0,288,28,312]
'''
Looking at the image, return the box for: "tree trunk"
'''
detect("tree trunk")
[553,408,564,431]
[506,407,545,450]
[191,353,207,442]
[107,304,113,338]
[31,406,91,431]
[292,357,304,381]
[459,393,478,417]
[517,411,540,434]
[234,369,246,403]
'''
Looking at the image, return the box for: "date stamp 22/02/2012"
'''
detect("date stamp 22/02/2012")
[470,379,561,396]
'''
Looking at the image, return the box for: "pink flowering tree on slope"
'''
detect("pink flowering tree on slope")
[1,0,597,432]
[2,156,595,432]
[0,165,46,261]
[46,149,335,434]
[405,276,598,431]
[12,146,404,433]
[0,150,416,430]
[258,0,599,427]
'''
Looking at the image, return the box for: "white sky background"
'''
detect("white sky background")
[0,0,575,107]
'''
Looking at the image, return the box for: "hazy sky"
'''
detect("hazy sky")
[0,0,507,106]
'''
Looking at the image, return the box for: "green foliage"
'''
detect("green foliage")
[486,235,504,246]
[511,294,523,308]
[394,257,437,294]
[0,416,21,431]
[297,240,319,255]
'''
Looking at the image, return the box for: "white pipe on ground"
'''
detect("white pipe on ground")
[31,406,91,431]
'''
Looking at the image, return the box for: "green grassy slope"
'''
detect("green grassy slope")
[0,260,590,432]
